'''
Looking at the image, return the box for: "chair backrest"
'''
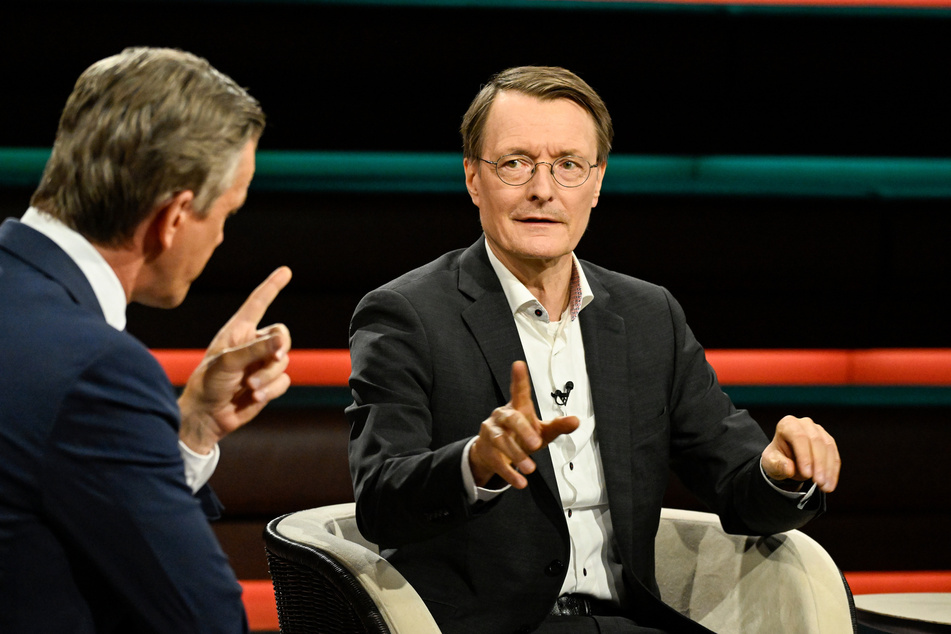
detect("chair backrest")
[264,503,440,634]
[654,507,857,633]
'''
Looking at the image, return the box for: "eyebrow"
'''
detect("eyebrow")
[498,148,587,159]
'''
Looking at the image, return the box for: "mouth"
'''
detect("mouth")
[515,216,560,224]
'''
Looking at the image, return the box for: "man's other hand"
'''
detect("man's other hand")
[762,415,841,493]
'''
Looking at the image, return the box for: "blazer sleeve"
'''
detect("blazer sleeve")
[347,287,493,547]
[38,340,248,634]
[662,288,824,535]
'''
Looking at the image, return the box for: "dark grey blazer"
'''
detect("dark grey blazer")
[347,237,822,634]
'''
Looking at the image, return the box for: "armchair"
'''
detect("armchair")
[264,504,855,633]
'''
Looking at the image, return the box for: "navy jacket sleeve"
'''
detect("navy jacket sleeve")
[36,340,247,633]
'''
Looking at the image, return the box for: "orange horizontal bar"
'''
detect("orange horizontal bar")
[851,349,951,386]
[706,350,852,385]
[239,579,279,631]
[152,349,951,387]
[845,570,951,594]
[150,349,351,386]
[706,349,951,385]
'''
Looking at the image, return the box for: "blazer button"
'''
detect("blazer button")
[544,560,565,577]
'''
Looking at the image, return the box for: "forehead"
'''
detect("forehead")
[483,91,598,157]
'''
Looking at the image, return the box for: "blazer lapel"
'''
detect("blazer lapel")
[458,238,560,496]
[579,267,637,560]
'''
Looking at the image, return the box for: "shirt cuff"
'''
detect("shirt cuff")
[179,440,220,494]
[760,459,818,510]
[461,437,510,504]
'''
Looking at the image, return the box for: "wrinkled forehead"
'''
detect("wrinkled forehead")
[482,91,599,158]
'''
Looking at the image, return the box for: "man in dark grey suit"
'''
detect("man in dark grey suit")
[347,66,841,634]
[0,48,291,632]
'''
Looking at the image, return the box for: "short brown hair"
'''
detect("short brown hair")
[31,47,265,246]
[461,66,613,163]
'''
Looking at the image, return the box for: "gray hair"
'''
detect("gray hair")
[31,47,265,246]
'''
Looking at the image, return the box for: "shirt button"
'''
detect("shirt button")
[583,568,588,576]
[567,509,573,518]
[569,462,574,470]
[534,309,543,317]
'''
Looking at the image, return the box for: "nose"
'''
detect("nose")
[526,162,556,201]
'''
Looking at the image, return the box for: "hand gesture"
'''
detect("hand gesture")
[761,415,841,493]
[178,267,293,454]
[469,361,579,489]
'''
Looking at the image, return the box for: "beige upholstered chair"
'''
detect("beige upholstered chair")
[654,507,856,633]
[265,503,440,634]
[265,503,855,633]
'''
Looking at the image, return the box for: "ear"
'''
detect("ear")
[590,160,607,209]
[154,190,195,251]
[464,158,480,207]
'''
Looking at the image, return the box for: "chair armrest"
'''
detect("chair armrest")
[269,504,439,633]
[656,507,856,633]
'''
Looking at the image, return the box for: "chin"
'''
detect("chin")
[517,241,572,260]
[133,288,189,310]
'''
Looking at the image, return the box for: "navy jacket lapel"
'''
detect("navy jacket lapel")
[0,219,104,319]
[457,238,560,496]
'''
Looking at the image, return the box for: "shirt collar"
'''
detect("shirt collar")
[21,207,128,330]
[484,236,593,322]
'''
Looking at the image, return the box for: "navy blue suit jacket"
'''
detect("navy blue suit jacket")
[0,219,247,633]
[347,238,823,634]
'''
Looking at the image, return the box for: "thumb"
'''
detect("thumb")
[539,416,580,445]
[211,332,285,374]
[762,447,796,481]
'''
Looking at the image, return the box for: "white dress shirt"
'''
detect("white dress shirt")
[466,239,625,602]
[462,237,816,604]
[20,208,219,492]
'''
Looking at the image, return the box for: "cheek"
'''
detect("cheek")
[480,188,518,218]
[207,218,227,249]
[568,204,593,235]
[478,199,504,228]
[189,224,223,269]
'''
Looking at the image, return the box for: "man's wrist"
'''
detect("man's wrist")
[768,475,805,492]
[462,438,509,504]
[179,441,220,492]
[178,396,220,455]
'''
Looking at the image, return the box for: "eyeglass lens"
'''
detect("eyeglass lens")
[495,155,592,187]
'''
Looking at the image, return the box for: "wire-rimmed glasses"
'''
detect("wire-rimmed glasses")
[479,154,598,188]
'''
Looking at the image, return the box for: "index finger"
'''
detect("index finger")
[230,266,292,327]
[509,361,536,421]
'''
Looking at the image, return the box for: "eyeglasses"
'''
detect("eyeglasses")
[480,154,599,188]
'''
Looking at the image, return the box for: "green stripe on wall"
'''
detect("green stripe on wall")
[4,148,951,198]
[724,386,951,407]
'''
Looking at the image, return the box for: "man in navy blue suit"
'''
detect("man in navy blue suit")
[0,48,291,632]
